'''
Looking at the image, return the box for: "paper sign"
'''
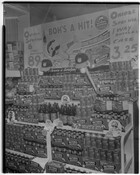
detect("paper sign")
[42,10,110,70]
[24,25,43,69]
[24,10,110,71]
[109,5,139,67]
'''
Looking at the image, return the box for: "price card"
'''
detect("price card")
[106,100,112,110]
[24,25,43,69]
[109,5,138,67]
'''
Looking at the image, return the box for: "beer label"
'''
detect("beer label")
[85,161,96,167]
[37,135,44,140]
[14,143,21,149]
[54,138,63,143]
[69,156,78,162]
[48,166,58,172]
[26,147,33,154]
[103,165,115,172]
[19,165,26,170]
[55,153,63,159]
[68,140,78,146]
[37,149,45,155]
[30,161,39,167]
[8,162,16,168]
[25,133,32,138]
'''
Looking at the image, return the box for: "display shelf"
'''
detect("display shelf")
[6,70,21,77]
[65,164,102,173]
[6,149,34,159]
[14,120,46,127]
[57,125,108,134]
[6,149,49,172]
[44,99,80,105]
[56,123,133,136]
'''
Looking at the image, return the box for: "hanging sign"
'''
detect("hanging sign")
[24,10,110,71]
[42,10,110,70]
[24,25,43,69]
[109,5,139,68]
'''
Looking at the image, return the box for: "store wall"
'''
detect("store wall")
[5,18,18,42]
[18,13,30,42]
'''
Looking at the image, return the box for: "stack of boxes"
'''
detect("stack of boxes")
[51,127,121,173]
[5,151,44,173]
[6,42,24,71]
[5,123,47,158]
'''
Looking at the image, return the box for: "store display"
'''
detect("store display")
[51,127,121,173]
[4,3,138,173]
[5,151,44,173]
[5,65,135,173]
[5,123,47,158]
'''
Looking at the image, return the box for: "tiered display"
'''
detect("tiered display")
[5,150,44,173]
[5,123,47,158]
[5,66,135,173]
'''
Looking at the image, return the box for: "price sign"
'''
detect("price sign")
[109,5,138,67]
[24,25,43,69]
[28,55,41,67]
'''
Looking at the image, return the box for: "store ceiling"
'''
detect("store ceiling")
[4,3,128,25]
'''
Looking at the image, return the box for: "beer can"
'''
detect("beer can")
[88,147,95,160]
[108,137,115,150]
[94,149,100,160]
[102,136,108,149]
[106,151,113,162]
[100,150,106,161]
[115,136,121,149]
[113,150,120,164]
[83,148,89,159]
[85,133,91,146]
[96,134,102,149]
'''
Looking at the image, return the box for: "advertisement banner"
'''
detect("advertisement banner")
[109,5,139,68]
[24,25,43,69]
[24,10,110,71]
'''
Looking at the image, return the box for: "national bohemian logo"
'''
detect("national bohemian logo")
[95,15,109,30]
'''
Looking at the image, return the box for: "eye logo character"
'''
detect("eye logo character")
[111,121,118,130]
[41,59,53,72]
[75,53,90,69]
[47,39,60,57]
[107,120,122,137]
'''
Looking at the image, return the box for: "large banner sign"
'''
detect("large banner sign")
[24,10,110,71]
[41,10,110,71]
[24,5,138,71]
[109,5,139,68]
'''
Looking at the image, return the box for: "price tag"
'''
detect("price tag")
[123,100,128,110]
[106,101,112,110]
